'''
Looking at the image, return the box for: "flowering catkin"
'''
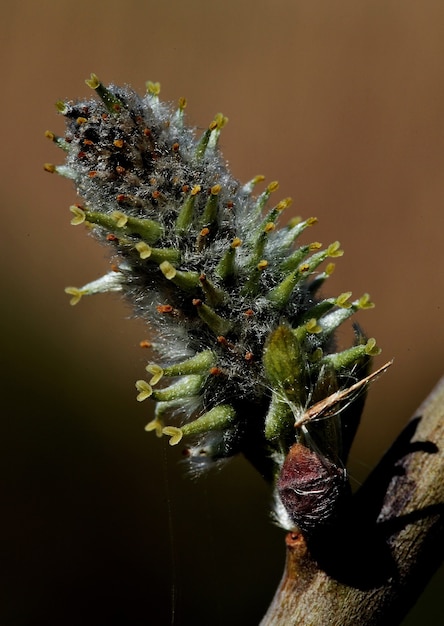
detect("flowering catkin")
[45,74,386,534]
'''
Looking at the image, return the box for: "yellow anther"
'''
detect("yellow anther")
[358,293,375,309]
[178,97,187,111]
[264,222,276,233]
[287,216,302,228]
[64,287,83,306]
[325,263,336,276]
[306,318,322,334]
[252,174,265,185]
[111,211,128,228]
[231,237,242,248]
[85,73,100,89]
[135,380,153,401]
[267,181,279,193]
[365,337,381,356]
[336,292,353,308]
[159,261,177,280]
[135,242,152,259]
[275,197,292,211]
[146,81,161,96]
[43,163,56,173]
[298,263,311,274]
[145,418,163,437]
[145,364,164,385]
[69,205,86,226]
[327,241,344,258]
[309,242,323,250]
[257,259,268,270]
[162,426,183,446]
[213,112,228,129]
[306,217,318,226]
[210,184,222,195]
[191,185,201,196]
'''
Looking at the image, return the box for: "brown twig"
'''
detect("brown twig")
[261,376,444,626]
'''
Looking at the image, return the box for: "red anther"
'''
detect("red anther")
[143,128,151,136]
[116,165,126,175]
[152,190,161,199]
[106,234,118,241]
[210,367,223,376]
[192,299,202,307]
[156,304,173,314]
[244,309,254,317]
[139,340,152,349]
[88,171,97,178]
[172,142,180,152]
[245,352,254,362]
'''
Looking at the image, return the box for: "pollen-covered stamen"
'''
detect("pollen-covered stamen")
[279,216,318,249]
[298,241,343,276]
[45,130,69,151]
[195,114,227,160]
[175,185,201,234]
[64,271,124,305]
[84,209,163,244]
[159,261,201,291]
[199,274,226,307]
[163,404,236,446]
[173,96,187,127]
[322,337,381,372]
[193,299,232,336]
[248,199,291,267]
[241,174,266,196]
[162,350,217,377]
[267,242,343,309]
[135,242,180,264]
[280,242,322,272]
[146,80,161,97]
[69,205,86,225]
[135,380,153,401]
[215,237,242,280]
[152,375,204,402]
[43,163,57,173]
[314,293,375,338]
[162,426,183,446]
[85,73,123,113]
[145,364,164,385]
[246,181,280,232]
[201,184,222,228]
[207,112,228,150]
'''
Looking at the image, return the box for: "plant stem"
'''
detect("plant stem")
[261,376,444,626]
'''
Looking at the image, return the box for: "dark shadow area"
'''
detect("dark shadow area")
[306,416,442,590]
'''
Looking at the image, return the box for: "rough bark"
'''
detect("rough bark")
[261,376,444,626]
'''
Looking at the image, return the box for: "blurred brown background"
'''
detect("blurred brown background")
[1,1,443,624]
